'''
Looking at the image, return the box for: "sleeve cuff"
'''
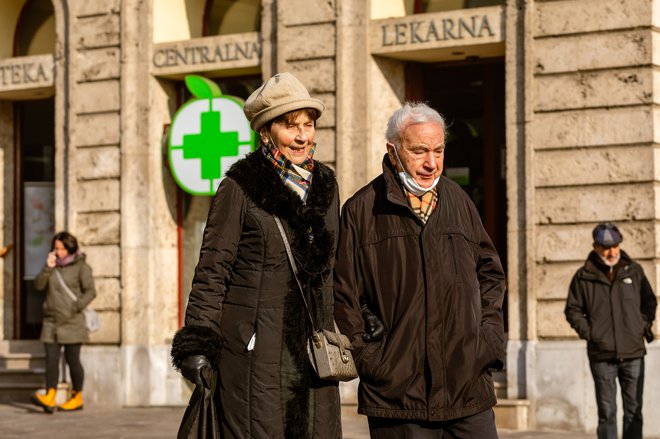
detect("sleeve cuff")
[171,325,223,371]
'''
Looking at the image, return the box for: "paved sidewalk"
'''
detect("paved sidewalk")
[0,401,617,438]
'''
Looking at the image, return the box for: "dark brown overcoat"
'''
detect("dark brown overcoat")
[172,151,341,438]
[334,156,506,422]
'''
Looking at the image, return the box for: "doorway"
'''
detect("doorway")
[15,98,55,339]
[407,59,507,328]
[406,59,506,267]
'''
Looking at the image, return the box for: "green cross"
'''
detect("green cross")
[182,109,239,181]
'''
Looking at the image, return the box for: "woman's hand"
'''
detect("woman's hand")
[180,355,211,388]
[46,251,57,268]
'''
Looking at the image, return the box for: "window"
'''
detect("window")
[413,0,504,14]
[14,0,55,56]
[203,0,261,36]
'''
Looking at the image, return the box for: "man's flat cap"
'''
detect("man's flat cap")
[592,223,623,247]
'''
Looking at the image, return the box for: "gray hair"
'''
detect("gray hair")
[385,102,446,146]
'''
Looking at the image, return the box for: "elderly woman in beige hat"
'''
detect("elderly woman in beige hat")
[172,73,342,438]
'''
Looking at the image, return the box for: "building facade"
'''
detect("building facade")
[0,0,659,433]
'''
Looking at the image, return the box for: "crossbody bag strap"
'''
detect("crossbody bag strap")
[274,216,318,332]
[54,269,77,303]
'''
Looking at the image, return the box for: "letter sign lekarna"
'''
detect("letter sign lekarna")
[168,75,256,195]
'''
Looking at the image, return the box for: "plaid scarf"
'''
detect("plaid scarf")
[261,142,315,202]
[405,187,438,224]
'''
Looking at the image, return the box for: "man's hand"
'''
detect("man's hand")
[644,324,654,343]
[362,305,384,342]
[180,355,210,388]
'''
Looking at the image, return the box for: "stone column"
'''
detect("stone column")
[120,0,182,406]
[335,0,371,202]
[504,0,535,403]
[65,0,123,405]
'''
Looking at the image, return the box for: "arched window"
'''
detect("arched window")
[411,0,504,14]
[14,0,55,56]
[203,0,261,36]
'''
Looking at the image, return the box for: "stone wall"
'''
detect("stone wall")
[67,0,122,344]
[519,0,660,432]
[532,0,658,340]
[273,0,338,168]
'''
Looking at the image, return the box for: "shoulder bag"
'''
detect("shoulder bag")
[274,216,357,382]
[54,269,101,333]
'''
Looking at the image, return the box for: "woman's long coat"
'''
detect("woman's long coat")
[172,151,341,438]
[34,253,97,344]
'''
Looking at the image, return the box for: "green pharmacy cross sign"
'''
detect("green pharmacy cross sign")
[169,75,256,195]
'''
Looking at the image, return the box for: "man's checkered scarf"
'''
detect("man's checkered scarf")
[261,142,315,202]
[405,187,438,224]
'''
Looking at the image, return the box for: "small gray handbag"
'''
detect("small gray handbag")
[274,217,357,382]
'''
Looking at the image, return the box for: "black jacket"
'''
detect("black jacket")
[565,250,657,362]
[171,151,341,438]
[334,156,506,421]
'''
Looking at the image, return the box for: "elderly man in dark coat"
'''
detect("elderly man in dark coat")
[334,102,506,438]
[565,223,656,439]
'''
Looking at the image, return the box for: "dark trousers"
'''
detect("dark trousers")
[44,343,84,392]
[590,357,644,439]
[368,408,498,439]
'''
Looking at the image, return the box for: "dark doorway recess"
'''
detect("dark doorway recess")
[15,98,55,339]
[406,59,507,325]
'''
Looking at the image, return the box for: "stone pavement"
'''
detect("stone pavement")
[0,401,613,438]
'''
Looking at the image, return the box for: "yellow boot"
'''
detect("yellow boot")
[31,388,57,414]
[58,390,83,411]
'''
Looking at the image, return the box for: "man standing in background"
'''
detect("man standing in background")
[565,223,657,439]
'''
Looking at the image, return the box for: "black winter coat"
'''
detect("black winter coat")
[171,151,341,438]
[565,250,657,362]
[334,156,506,422]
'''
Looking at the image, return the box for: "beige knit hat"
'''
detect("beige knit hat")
[243,72,324,131]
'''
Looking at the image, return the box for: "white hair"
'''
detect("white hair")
[385,102,446,146]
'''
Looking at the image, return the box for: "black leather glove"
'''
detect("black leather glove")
[180,355,210,388]
[362,305,384,342]
[644,324,654,343]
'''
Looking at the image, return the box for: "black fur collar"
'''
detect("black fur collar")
[225,150,335,218]
[226,151,337,326]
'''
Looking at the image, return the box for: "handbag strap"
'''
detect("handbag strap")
[54,269,77,303]
[274,216,319,332]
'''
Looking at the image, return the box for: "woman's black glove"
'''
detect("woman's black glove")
[180,355,210,388]
[361,305,384,342]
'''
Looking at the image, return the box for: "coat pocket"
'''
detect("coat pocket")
[355,335,387,383]
[476,328,503,375]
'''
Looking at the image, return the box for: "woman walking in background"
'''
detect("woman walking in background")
[31,231,96,413]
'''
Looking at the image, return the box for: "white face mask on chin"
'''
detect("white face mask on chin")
[391,145,440,196]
